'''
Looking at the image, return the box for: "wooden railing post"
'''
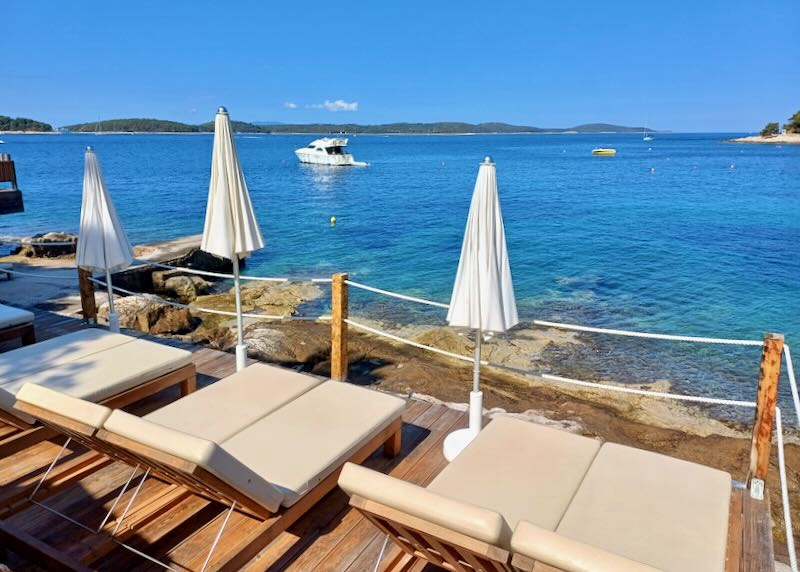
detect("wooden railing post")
[748,332,784,493]
[331,272,349,381]
[77,268,98,324]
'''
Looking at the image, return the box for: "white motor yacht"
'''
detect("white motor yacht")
[294,138,367,166]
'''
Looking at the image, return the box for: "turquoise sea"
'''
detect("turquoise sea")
[1,132,798,413]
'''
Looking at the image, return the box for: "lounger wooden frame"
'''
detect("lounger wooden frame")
[0,322,35,347]
[8,400,404,572]
[0,362,197,457]
[351,488,751,572]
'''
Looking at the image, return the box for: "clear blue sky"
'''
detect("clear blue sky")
[3,1,797,132]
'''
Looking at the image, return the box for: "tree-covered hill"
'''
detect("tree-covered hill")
[63,118,652,134]
[0,116,53,132]
[65,118,200,132]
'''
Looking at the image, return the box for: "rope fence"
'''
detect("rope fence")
[0,268,76,281]
[345,280,450,309]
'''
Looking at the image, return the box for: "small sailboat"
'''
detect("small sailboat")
[592,148,617,156]
[642,120,654,142]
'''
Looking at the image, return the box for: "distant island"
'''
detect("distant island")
[63,118,653,135]
[0,115,53,132]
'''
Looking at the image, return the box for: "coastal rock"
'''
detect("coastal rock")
[12,232,77,258]
[98,295,195,335]
[244,322,329,365]
[152,270,211,303]
[194,281,323,319]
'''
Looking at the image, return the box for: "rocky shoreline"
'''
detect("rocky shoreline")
[726,133,800,144]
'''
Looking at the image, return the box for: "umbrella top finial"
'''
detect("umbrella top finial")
[86,146,94,152]
[217,106,228,114]
[483,155,494,165]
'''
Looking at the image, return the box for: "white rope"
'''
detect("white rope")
[345,280,450,309]
[89,277,327,322]
[538,373,756,408]
[776,407,799,572]
[533,320,764,346]
[0,268,76,281]
[785,345,800,427]
[344,318,486,364]
[138,260,289,282]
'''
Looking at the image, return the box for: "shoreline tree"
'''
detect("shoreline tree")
[760,122,780,137]
[785,110,800,134]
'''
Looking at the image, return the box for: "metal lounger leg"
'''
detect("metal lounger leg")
[96,464,140,532]
[200,501,237,572]
[28,437,72,500]
[111,467,150,536]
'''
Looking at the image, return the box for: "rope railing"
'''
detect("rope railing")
[0,238,77,247]
[345,280,450,309]
[88,277,330,322]
[532,319,764,346]
[0,268,77,281]
[134,260,290,283]
[776,408,799,572]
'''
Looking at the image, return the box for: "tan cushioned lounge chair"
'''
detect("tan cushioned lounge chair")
[1,336,192,425]
[101,381,405,514]
[341,416,733,572]
[519,442,731,572]
[0,303,34,329]
[340,416,602,549]
[0,328,133,381]
[143,362,323,442]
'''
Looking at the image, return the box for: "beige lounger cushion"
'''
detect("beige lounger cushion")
[221,381,405,507]
[0,337,192,423]
[339,462,509,546]
[428,416,601,533]
[511,521,661,572]
[16,383,112,430]
[145,363,323,442]
[0,328,133,382]
[103,409,285,513]
[555,443,731,572]
[0,303,34,329]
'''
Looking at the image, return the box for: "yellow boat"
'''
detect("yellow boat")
[592,148,617,156]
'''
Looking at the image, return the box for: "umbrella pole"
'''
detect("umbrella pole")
[469,329,483,433]
[105,267,120,333]
[232,255,246,372]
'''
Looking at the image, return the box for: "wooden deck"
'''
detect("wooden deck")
[0,309,777,571]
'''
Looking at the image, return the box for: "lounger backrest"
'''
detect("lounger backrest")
[99,410,285,517]
[338,462,512,571]
[14,383,142,466]
[510,521,663,572]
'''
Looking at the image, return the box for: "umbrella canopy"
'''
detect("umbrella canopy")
[201,107,264,371]
[201,107,264,258]
[76,147,133,274]
[447,157,518,333]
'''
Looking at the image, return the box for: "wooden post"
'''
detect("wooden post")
[748,332,784,487]
[331,272,349,381]
[77,268,98,324]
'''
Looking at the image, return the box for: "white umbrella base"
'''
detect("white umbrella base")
[108,312,120,333]
[235,343,248,372]
[443,391,483,461]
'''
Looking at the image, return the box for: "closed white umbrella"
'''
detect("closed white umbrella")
[443,156,518,461]
[76,146,133,333]
[201,107,264,371]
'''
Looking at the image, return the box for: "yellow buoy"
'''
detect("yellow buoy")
[330,216,337,226]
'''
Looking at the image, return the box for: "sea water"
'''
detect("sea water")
[1,132,798,413]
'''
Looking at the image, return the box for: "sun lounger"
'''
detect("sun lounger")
[0,328,196,456]
[14,370,405,569]
[339,416,733,572]
[0,302,35,348]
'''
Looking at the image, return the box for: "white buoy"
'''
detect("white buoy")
[330,215,337,226]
